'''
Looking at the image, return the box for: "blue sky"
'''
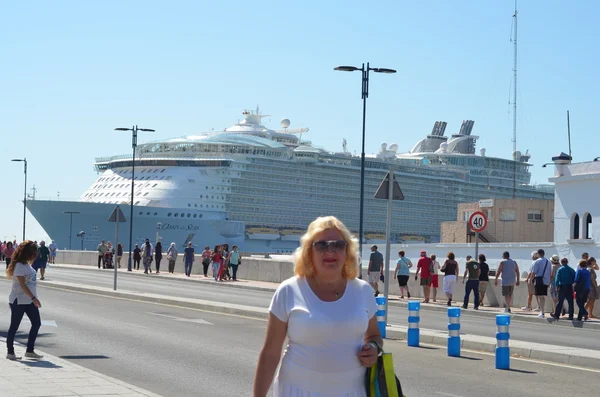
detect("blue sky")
[1,0,598,242]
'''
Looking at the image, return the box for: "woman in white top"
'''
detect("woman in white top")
[253,216,381,397]
[6,240,43,360]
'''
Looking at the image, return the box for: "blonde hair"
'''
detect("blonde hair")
[294,216,358,279]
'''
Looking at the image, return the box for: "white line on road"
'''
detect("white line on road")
[436,393,465,397]
[21,319,58,327]
[147,312,214,325]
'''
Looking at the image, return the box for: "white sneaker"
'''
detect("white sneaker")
[6,354,21,361]
[24,351,43,360]
[537,313,545,318]
[521,307,531,311]
[534,307,541,312]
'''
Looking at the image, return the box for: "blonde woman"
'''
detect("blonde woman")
[586,257,599,319]
[6,240,43,360]
[253,216,381,397]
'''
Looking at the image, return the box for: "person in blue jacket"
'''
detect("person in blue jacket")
[574,260,592,321]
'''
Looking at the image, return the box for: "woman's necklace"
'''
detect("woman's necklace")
[312,278,345,299]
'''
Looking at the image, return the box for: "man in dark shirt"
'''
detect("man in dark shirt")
[368,245,384,296]
[462,255,480,309]
[37,240,51,281]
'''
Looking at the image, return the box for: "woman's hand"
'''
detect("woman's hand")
[357,343,378,367]
[32,298,42,308]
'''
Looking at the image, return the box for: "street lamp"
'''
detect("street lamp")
[11,158,27,241]
[156,222,162,245]
[64,211,80,250]
[115,125,155,271]
[334,63,396,276]
[76,231,86,250]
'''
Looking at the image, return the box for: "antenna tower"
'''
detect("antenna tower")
[511,1,518,199]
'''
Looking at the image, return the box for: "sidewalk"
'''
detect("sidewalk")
[49,263,600,329]
[0,338,161,397]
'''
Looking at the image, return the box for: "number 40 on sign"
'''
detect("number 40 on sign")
[469,211,487,232]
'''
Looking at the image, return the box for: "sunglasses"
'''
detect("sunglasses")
[312,240,347,253]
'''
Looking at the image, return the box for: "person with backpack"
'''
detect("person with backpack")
[462,255,480,309]
[414,250,433,303]
[166,242,178,273]
[553,257,576,320]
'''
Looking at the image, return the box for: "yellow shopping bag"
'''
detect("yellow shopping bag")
[365,352,405,397]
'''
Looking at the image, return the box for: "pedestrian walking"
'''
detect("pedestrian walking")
[154,241,162,274]
[211,245,222,280]
[201,246,211,277]
[494,251,520,313]
[530,249,551,318]
[585,257,599,319]
[367,245,384,296]
[6,240,43,360]
[228,245,241,281]
[103,242,115,269]
[429,254,440,302]
[221,244,231,280]
[183,242,195,277]
[574,260,592,321]
[552,257,575,320]
[253,216,381,397]
[166,242,178,273]
[35,241,50,280]
[133,244,141,270]
[4,241,15,269]
[141,239,153,274]
[48,240,57,264]
[116,243,123,269]
[97,240,108,269]
[415,250,432,303]
[522,251,540,312]
[393,250,412,299]
[462,255,480,309]
[549,254,562,316]
[478,254,490,306]
[441,252,459,306]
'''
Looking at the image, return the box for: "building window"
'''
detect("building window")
[527,210,543,222]
[168,213,172,217]
[483,209,492,221]
[462,211,473,222]
[571,213,580,239]
[499,209,517,221]
[584,213,592,239]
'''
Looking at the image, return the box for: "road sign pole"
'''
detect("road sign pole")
[114,219,118,291]
[475,231,479,259]
[383,169,394,325]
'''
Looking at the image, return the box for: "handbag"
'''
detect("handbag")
[534,259,549,287]
[365,352,405,397]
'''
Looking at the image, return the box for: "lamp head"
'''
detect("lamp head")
[334,66,360,72]
[114,128,131,131]
[372,68,397,74]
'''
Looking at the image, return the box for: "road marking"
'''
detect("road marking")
[21,319,58,327]
[147,312,213,325]
[436,393,465,397]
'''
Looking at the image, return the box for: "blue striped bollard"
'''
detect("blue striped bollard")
[495,314,511,369]
[447,307,461,357]
[407,301,420,347]
[376,296,387,338]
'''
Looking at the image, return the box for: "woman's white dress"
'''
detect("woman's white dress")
[269,276,377,397]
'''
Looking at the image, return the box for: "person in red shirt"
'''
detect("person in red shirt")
[414,250,432,303]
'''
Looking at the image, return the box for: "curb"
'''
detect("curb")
[384,326,600,370]
[49,264,279,293]
[387,300,600,330]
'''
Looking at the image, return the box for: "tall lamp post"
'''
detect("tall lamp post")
[334,63,396,276]
[64,211,80,250]
[77,231,86,250]
[11,158,28,241]
[115,125,155,271]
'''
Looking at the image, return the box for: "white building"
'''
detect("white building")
[550,153,598,243]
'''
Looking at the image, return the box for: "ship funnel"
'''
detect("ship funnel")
[551,152,572,165]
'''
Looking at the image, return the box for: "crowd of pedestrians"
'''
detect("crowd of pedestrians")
[95,239,243,281]
[367,246,599,320]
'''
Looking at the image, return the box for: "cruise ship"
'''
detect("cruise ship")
[27,109,554,252]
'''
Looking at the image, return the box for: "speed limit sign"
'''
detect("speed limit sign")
[469,211,487,232]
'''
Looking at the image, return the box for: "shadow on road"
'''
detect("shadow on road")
[60,355,111,360]
[498,368,537,374]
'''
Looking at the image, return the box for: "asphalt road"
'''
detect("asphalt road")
[42,267,600,350]
[0,281,598,397]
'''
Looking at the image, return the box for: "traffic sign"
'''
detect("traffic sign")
[108,206,126,223]
[469,211,487,232]
[374,171,404,200]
